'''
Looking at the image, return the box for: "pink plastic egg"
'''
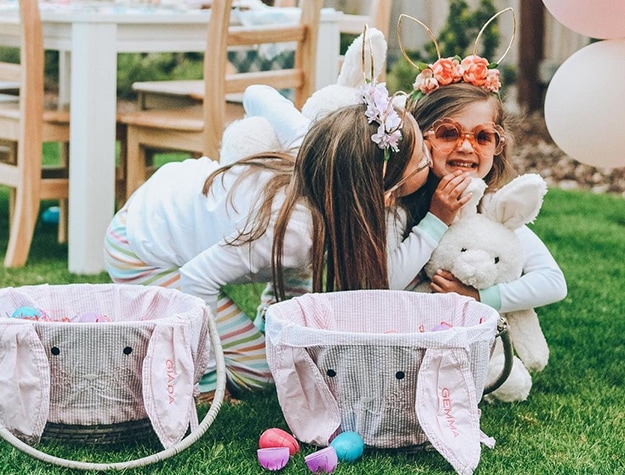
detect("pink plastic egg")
[257,447,290,471]
[259,428,300,455]
[304,446,338,473]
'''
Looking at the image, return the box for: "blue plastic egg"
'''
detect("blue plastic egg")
[41,206,60,225]
[11,306,42,320]
[330,431,364,463]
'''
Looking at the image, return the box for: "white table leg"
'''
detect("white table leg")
[68,22,117,274]
[58,51,71,109]
[316,10,341,89]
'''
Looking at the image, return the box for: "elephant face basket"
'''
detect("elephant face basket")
[0,283,223,466]
[265,290,499,475]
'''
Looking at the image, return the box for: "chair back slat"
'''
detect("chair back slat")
[202,0,322,159]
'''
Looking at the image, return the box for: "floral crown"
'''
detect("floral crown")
[357,81,403,162]
[397,8,516,102]
[356,25,404,171]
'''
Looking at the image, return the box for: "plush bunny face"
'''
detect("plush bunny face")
[308,345,425,448]
[39,323,153,425]
[425,174,548,291]
[425,214,523,289]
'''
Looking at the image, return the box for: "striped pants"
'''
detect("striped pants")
[103,206,273,394]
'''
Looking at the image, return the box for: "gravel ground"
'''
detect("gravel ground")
[507,111,625,197]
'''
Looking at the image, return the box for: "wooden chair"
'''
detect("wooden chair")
[0,0,71,267]
[336,0,393,38]
[132,0,391,114]
[116,0,322,201]
[334,0,392,80]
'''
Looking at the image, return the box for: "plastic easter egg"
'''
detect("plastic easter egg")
[11,306,42,320]
[304,446,338,473]
[259,428,300,455]
[75,312,111,323]
[330,431,364,462]
[257,447,290,471]
[431,321,453,332]
[41,206,60,225]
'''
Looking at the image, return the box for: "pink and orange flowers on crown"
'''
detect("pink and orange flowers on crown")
[412,54,501,100]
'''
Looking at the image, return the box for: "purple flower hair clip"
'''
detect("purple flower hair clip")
[357,81,403,163]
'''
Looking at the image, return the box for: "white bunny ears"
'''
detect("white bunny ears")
[455,174,547,227]
[480,173,548,229]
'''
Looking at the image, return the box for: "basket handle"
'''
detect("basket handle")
[483,324,514,395]
[0,313,227,471]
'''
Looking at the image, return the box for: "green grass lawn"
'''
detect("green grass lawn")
[0,186,624,474]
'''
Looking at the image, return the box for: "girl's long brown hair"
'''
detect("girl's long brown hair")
[203,103,417,300]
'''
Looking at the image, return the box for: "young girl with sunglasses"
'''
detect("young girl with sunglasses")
[104,82,470,401]
[405,77,567,313]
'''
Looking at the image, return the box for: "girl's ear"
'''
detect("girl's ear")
[480,174,547,229]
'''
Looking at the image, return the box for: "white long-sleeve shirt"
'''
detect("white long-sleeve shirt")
[478,225,567,312]
[125,157,446,315]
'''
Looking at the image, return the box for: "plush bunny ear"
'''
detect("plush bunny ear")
[481,174,547,230]
[0,322,50,444]
[143,321,196,449]
[454,178,487,223]
[267,345,341,447]
[416,348,482,475]
[337,27,387,88]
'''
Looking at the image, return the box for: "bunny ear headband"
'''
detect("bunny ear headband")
[357,24,408,176]
[397,7,517,103]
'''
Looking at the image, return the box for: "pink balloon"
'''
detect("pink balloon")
[544,39,625,169]
[542,0,625,39]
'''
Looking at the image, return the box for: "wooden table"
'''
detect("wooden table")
[0,2,341,274]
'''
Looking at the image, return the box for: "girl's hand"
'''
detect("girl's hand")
[430,269,480,301]
[428,171,473,225]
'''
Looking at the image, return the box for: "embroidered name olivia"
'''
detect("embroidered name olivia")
[166,359,176,404]
[441,387,460,437]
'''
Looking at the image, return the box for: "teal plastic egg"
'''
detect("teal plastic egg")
[330,431,364,462]
[11,306,42,320]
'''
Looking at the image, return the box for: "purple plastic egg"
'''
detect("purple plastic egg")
[257,447,290,471]
[330,431,364,462]
[431,321,453,332]
[75,312,111,323]
[304,446,338,473]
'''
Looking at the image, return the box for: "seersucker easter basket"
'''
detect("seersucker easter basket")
[265,290,501,475]
[0,283,225,470]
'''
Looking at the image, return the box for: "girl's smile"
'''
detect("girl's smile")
[427,101,499,179]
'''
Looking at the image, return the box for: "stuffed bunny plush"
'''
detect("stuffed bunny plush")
[0,284,211,448]
[418,174,550,402]
[219,27,388,164]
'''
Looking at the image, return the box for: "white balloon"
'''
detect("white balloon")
[544,39,625,169]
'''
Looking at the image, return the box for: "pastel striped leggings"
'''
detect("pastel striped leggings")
[103,206,274,394]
